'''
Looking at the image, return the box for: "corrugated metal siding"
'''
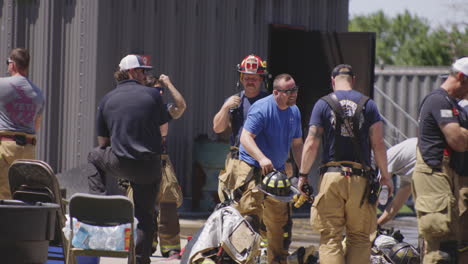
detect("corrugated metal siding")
[1,0,349,196]
[374,66,449,146]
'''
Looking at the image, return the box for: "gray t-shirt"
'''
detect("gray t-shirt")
[0,76,44,134]
[385,137,417,188]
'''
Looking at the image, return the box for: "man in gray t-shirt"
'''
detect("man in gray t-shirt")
[0,48,44,199]
[377,137,417,225]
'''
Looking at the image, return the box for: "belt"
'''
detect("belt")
[321,166,367,177]
[323,161,365,170]
[0,134,36,146]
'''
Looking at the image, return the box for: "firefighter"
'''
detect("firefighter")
[213,55,270,259]
[148,74,186,259]
[299,64,393,264]
[213,54,269,204]
[412,57,468,264]
[238,73,303,264]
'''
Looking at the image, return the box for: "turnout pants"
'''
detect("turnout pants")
[412,150,459,264]
[231,161,292,264]
[154,154,182,255]
[311,171,376,264]
[0,135,36,199]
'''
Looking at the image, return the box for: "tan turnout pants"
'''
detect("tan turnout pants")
[311,171,376,264]
[226,160,292,264]
[412,150,459,264]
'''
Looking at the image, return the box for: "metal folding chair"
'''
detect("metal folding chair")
[8,159,68,262]
[66,193,136,264]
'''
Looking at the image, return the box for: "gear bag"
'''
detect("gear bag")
[180,205,260,264]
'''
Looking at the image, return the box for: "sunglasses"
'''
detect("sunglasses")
[6,58,13,65]
[277,86,299,95]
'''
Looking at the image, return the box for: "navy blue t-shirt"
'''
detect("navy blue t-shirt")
[308,90,382,166]
[239,95,302,170]
[96,80,171,160]
[230,90,269,146]
[418,88,467,167]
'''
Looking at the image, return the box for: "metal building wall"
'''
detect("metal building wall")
[374,66,449,146]
[1,0,349,196]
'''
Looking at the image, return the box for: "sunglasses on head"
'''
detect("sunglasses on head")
[277,86,299,94]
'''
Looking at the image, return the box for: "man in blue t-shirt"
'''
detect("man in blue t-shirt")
[237,73,303,263]
[299,64,392,264]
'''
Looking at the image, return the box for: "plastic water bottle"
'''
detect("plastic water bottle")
[378,185,389,205]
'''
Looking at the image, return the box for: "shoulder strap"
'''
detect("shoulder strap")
[352,96,370,145]
[230,90,245,148]
[321,93,369,167]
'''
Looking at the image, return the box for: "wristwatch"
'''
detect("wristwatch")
[299,173,308,178]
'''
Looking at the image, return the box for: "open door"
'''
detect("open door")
[268,25,376,129]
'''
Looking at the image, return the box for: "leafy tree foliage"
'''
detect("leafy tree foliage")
[349,10,468,66]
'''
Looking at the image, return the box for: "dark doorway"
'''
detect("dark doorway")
[268,25,376,130]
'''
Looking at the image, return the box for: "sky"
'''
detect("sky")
[349,0,467,29]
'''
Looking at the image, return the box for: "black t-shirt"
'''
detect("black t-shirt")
[418,88,466,167]
[96,80,171,160]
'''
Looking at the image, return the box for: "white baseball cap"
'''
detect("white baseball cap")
[119,54,153,71]
[452,57,468,76]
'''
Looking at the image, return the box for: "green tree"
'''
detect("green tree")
[349,10,467,66]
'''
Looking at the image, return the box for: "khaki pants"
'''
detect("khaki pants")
[412,150,459,264]
[0,140,36,199]
[226,161,292,264]
[311,171,376,264]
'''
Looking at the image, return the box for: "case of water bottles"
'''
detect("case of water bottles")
[63,215,138,251]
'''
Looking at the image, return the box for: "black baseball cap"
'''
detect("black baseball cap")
[331,64,354,78]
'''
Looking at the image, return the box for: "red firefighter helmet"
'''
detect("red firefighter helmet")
[237,54,268,75]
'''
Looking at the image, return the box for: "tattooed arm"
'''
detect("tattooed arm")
[299,125,323,175]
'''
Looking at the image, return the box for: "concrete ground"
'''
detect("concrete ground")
[100,216,418,264]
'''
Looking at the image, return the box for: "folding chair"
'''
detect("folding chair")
[66,193,136,264]
[8,159,68,262]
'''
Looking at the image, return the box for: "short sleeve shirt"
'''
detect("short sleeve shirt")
[0,76,45,134]
[230,90,269,146]
[96,80,171,160]
[239,95,302,170]
[384,137,417,187]
[418,88,466,167]
[308,90,382,166]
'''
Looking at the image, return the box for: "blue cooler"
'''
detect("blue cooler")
[47,246,100,264]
